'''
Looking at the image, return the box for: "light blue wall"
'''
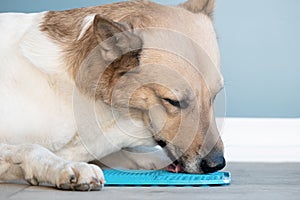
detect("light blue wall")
[0,0,176,12]
[215,0,300,118]
[0,0,299,118]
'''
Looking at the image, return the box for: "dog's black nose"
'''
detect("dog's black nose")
[200,156,226,173]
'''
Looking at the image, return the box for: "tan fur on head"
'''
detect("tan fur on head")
[179,0,215,18]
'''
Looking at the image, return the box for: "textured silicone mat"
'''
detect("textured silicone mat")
[103,170,231,186]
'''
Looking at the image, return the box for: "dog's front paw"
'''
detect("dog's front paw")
[55,162,105,191]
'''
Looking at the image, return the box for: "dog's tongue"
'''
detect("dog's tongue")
[167,163,183,173]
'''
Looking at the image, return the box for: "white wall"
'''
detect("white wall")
[221,118,300,162]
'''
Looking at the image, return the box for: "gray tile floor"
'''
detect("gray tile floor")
[1,163,299,200]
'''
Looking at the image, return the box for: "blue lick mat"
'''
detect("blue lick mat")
[103,170,231,186]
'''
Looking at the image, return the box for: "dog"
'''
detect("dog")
[0,0,225,191]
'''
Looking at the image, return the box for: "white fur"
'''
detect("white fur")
[0,12,157,190]
[0,12,76,151]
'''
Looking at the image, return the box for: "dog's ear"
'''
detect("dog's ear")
[93,15,142,62]
[75,15,143,104]
[179,0,215,18]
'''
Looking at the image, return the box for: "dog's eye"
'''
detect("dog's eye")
[163,98,189,109]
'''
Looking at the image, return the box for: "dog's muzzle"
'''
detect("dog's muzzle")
[156,139,226,174]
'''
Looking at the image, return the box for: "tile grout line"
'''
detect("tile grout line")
[6,185,31,199]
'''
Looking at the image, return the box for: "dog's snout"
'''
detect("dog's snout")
[200,155,226,173]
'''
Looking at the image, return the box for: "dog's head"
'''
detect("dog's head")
[75,0,225,174]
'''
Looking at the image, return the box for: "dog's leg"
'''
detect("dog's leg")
[0,143,104,191]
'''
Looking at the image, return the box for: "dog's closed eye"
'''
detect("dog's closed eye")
[162,98,189,109]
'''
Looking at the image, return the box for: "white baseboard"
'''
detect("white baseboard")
[219,118,300,162]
